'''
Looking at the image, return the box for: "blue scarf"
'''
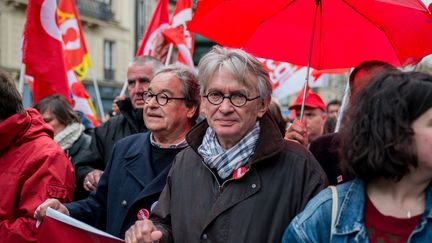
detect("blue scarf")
[198,121,260,179]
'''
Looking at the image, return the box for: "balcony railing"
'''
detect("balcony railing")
[76,0,114,21]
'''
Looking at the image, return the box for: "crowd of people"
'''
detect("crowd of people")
[1,46,431,242]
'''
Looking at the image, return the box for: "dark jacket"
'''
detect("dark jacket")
[67,133,92,200]
[151,113,328,243]
[75,98,147,187]
[65,132,180,238]
[309,133,353,185]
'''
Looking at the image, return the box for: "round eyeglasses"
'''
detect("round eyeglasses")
[203,91,260,107]
[141,91,185,106]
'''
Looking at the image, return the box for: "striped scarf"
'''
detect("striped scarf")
[198,121,260,179]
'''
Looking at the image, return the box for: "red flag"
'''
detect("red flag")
[169,0,195,67]
[23,0,70,104]
[58,0,99,126]
[162,26,194,67]
[136,0,169,57]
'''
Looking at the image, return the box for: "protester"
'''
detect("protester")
[283,71,432,242]
[326,99,341,120]
[124,46,327,243]
[75,56,162,194]
[285,88,327,146]
[34,65,200,239]
[34,94,92,200]
[0,69,75,242]
[323,99,341,133]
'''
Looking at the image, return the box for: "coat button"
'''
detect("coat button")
[201,234,208,240]
[251,183,256,189]
[121,200,127,207]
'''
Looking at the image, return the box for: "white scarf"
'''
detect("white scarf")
[198,121,260,179]
[54,122,84,150]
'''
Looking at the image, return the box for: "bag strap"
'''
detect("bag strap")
[330,185,338,242]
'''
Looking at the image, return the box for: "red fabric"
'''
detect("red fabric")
[364,195,421,243]
[57,0,91,75]
[22,0,70,104]
[289,87,326,111]
[0,109,75,242]
[58,0,99,126]
[136,0,169,57]
[37,217,123,243]
[170,0,195,67]
[190,0,432,70]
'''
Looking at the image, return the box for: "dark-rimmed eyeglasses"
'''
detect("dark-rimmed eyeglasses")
[141,91,186,106]
[203,91,260,107]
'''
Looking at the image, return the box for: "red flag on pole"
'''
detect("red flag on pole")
[22,0,70,104]
[57,0,99,126]
[166,0,195,67]
[136,0,169,57]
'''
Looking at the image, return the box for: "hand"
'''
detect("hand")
[125,219,163,243]
[83,169,103,192]
[34,198,69,221]
[284,119,309,146]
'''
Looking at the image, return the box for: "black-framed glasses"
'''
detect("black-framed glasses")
[141,91,186,106]
[203,91,260,107]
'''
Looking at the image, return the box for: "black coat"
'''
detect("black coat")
[151,113,328,243]
[74,98,147,189]
[66,132,179,238]
[309,133,353,185]
[66,133,92,200]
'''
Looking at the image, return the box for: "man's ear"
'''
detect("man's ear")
[200,96,206,117]
[187,106,198,119]
[257,99,269,118]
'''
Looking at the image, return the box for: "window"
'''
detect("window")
[104,40,115,80]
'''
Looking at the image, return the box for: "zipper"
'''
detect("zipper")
[199,159,248,192]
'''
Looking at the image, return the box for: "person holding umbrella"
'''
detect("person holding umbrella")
[124,46,327,243]
[283,71,432,242]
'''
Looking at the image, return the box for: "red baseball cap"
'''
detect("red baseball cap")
[289,88,326,112]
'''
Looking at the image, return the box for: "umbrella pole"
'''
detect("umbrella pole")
[300,0,320,121]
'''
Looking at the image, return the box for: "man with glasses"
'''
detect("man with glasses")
[74,56,163,199]
[35,65,200,239]
[124,46,327,243]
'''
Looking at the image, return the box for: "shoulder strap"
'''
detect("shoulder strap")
[330,185,338,242]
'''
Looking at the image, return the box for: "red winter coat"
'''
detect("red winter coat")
[0,109,75,242]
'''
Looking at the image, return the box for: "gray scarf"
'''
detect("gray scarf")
[54,122,84,150]
[198,121,260,179]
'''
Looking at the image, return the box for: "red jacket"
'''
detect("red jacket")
[0,109,75,242]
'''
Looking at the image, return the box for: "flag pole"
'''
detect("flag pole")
[119,79,128,97]
[334,78,350,132]
[89,67,105,120]
[18,63,26,95]
[165,43,174,66]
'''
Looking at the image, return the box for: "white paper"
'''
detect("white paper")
[46,207,123,241]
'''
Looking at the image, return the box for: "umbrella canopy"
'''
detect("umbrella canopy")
[190,0,432,70]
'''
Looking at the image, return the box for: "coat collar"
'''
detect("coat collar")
[186,112,285,167]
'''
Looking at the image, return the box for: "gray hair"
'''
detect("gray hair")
[129,55,163,76]
[153,64,201,124]
[197,46,272,103]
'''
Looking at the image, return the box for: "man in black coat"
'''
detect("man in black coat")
[34,65,201,238]
[75,56,163,197]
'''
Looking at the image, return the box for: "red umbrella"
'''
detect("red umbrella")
[189,0,432,118]
[190,0,432,69]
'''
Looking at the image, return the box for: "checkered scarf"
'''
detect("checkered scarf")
[198,121,260,179]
